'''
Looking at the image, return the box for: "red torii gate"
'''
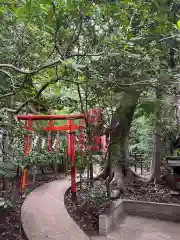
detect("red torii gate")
[17,109,106,197]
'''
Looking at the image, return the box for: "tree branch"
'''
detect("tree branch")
[7,75,62,114]
[76,82,85,114]
[0,92,15,99]
[70,52,104,57]
[0,69,12,79]
[52,2,65,59]
[0,58,65,75]
[72,14,83,45]
[66,14,83,57]
[0,51,103,78]
[0,69,15,89]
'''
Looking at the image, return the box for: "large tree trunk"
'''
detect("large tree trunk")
[147,87,163,184]
[149,119,161,184]
[108,91,141,198]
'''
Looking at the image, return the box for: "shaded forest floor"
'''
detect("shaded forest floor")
[0,174,57,240]
[64,179,180,236]
[121,180,180,204]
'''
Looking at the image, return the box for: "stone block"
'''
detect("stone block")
[124,200,180,222]
[99,199,180,236]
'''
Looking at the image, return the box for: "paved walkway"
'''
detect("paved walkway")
[21,178,89,240]
[22,179,180,240]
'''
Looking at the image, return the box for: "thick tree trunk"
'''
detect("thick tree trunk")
[108,91,141,198]
[147,88,162,184]
[150,122,161,184]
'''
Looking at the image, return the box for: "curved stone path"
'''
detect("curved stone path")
[22,178,180,240]
[21,178,89,240]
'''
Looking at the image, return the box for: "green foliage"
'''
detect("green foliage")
[129,115,153,164]
[1,0,180,180]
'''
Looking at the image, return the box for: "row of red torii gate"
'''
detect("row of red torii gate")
[17,107,107,196]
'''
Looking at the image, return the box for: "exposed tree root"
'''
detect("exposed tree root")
[125,167,147,180]
[95,165,147,180]
[94,163,158,199]
[94,160,175,199]
[94,170,107,180]
[109,164,125,199]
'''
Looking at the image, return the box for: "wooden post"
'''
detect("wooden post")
[68,120,76,199]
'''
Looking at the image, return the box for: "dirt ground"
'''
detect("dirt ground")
[64,179,180,236]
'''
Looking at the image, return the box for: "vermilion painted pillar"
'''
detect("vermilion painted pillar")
[24,120,33,155]
[20,119,33,194]
[67,129,71,158]
[68,119,76,197]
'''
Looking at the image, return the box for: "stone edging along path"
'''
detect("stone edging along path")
[21,179,89,240]
[99,199,180,236]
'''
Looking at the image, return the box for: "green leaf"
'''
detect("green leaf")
[124,0,131,4]
[177,20,180,30]
[71,63,86,73]
[39,0,52,4]
[66,58,73,66]
[124,43,129,50]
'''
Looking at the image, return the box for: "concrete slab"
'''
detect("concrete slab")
[92,216,180,240]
